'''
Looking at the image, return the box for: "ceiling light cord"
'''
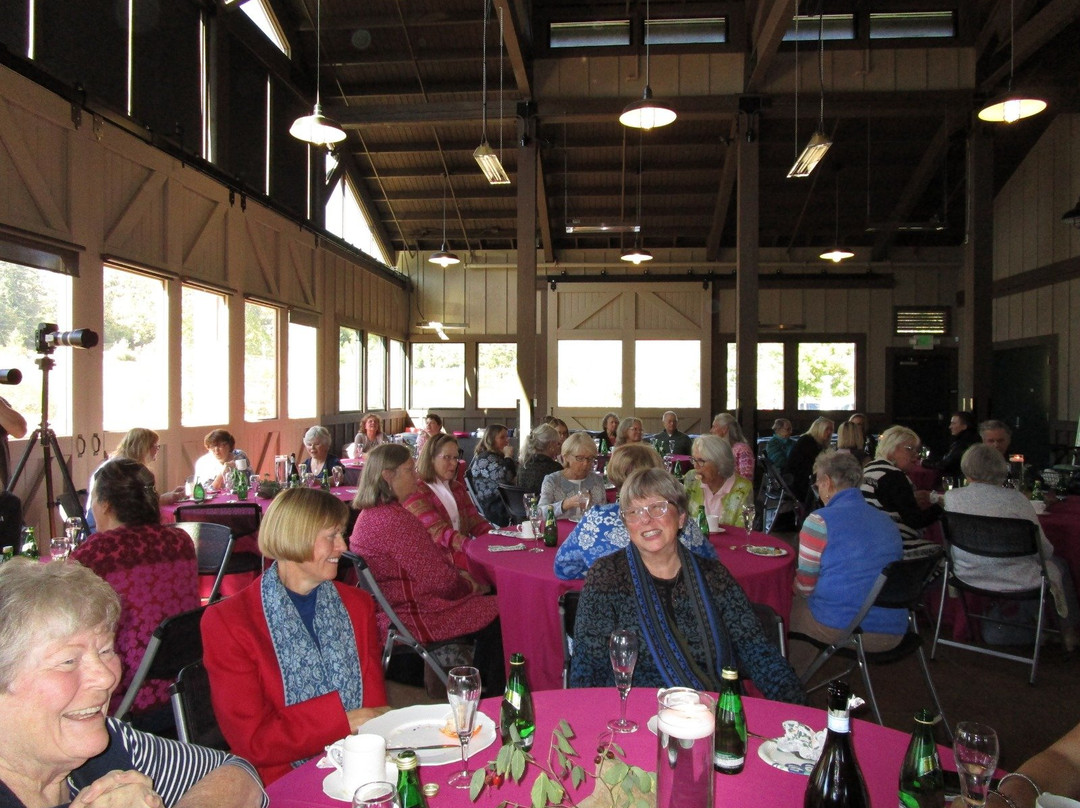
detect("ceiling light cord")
[644,0,651,88]
[817,8,825,131]
[480,0,489,142]
[498,4,504,160]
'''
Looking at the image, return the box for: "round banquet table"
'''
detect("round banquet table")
[465,523,795,691]
[159,485,358,525]
[264,688,948,808]
[1040,496,1080,590]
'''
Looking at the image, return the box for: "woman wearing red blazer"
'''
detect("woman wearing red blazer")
[202,488,389,785]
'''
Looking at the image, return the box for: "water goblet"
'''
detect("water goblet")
[607,629,639,733]
[741,504,757,539]
[447,666,482,788]
[578,488,592,514]
[64,517,85,547]
[332,465,345,487]
[953,722,999,807]
[351,781,401,808]
[50,537,73,560]
[943,476,957,492]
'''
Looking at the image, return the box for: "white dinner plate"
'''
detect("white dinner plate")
[745,544,788,557]
[757,739,816,775]
[321,764,398,802]
[356,704,497,766]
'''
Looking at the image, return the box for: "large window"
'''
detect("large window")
[478,343,518,409]
[557,340,622,407]
[635,340,699,408]
[288,317,317,418]
[366,333,386,410]
[389,339,405,410]
[102,266,167,430]
[326,173,390,266]
[181,286,229,426]
[244,301,277,421]
[726,343,784,410]
[797,343,855,411]
[339,327,362,412]
[0,261,73,433]
[411,343,465,409]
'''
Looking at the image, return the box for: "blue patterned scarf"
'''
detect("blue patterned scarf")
[625,542,731,691]
[261,563,364,767]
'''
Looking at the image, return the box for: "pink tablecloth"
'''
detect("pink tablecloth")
[266,688,947,808]
[906,461,942,491]
[1041,497,1080,589]
[159,485,358,524]
[465,525,794,691]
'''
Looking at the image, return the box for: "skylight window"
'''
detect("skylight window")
[228,0,290,56]
[550,20,630,49]
[869,11,955,40]
[783,14,856,41]
[646,18,726,45]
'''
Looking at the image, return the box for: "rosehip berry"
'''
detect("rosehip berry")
[594,756,602,765]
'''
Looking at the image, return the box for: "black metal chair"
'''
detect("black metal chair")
[169,660,228,750]
[173,502,263,577]
[791,549,952,740]
[173,521,235,604]
[557,589,581,688]
[498,483,535,524]
[114,606,206,722]
[750,601,787,659]
[932,511,1054,684]
[343,551,449,687]
[758,456,806,533]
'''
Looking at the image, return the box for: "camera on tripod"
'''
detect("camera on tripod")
[0,369,20,385]
[35,323,99,354]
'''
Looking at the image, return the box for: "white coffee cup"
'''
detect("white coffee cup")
[1037,795,1080,808]
[706,514,721,532]
[520,521,535,538]
[328,734,391,796]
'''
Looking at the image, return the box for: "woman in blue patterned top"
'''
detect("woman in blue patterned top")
[466,424,517,526]
[554,444,716,580]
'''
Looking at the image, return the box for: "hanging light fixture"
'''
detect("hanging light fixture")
[289,0,346,146]
[621,132,653,263]
[788,9,831,178]
[474,1,511,184]
[978,0,1046,123]
[429,173,461,267]
[820,170,854,263]
[619,0,676,130]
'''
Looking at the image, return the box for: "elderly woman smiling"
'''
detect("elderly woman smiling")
[299,426,343,479]
[539,431,607,521]
[682,434,753,526]
[569,468,804,701]
[0,559,266,808]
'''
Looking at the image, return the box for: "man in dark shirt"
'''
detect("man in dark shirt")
[654,411,693,456]
[926,410,979,478]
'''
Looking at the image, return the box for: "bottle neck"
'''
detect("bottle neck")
[826,709,851,733]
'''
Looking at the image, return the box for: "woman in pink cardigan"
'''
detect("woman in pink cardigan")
[350,443,504,695]
[404,433,491,569]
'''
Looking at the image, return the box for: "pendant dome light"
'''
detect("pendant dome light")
[820,171,854,263]
[430,173,461,267]
[977,0,1046,123]
[289,0,346,146]
[619,0,676,130]
[621,132,653,263]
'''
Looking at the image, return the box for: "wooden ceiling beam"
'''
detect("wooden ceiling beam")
[493,0,532,99]
[705,120,739,262]
[745,0,798,93]
[979,0,1080,91]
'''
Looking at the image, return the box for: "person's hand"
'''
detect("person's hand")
[70,770,162,808]
[347,705,392,731]
[913,490,933,509]
[502,445,514,459]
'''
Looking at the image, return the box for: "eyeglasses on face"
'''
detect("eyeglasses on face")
[691,456,708,466]
[621,500,673,525]
[571,454,597,464]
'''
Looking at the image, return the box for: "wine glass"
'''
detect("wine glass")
[351,781,401,808]
[447,666,482,788]
[578,487,592,515]
[953,722,999,807]
[741,504,757,539]
[50,537,73,560]
[607,629,639,733]
[525,496,544,553]
[64,516,85,547]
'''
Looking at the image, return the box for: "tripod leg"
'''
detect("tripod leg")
[46,430,85,534]
[5,429,41,494]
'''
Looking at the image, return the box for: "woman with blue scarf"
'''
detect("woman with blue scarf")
[569,468,804,703]
[203,488,390,785]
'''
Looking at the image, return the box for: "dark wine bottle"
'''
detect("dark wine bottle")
[898,709,945,808]
[499,653,536,750]
[804,680,869,808]
[714,667,746,774]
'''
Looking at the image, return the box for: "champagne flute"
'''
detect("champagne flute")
[447,666,482,787]
[741,504,757,540]
[578,487,592,515]
[607,629,639,733]
[953,722,999,807]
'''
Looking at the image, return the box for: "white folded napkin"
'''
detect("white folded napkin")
[488,543,526,552]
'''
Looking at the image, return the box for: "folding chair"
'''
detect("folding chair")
[791,550,951,741]
[57,488,88,526]
[557,590,581,688]
[498,483,535,524]
[173,522,235,604]
[932,511,1054,684]
[170,660,228,750]
[173,502,263,576]
[114,606,206,722]
[758,456,806,533]
[342,552,449,687]
[750,601,787,659]
[463,472,490,521]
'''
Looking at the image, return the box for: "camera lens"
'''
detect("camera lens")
[0,369,21,385]
[49,328,99,349]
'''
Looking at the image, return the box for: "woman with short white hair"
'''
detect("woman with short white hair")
[682,434,753,527]
[539,431,606,521]
[299,425,343,478]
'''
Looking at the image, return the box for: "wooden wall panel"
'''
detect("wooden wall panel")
[0,95,72,239]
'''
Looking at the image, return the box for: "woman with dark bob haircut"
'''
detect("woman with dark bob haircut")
[72,458,200,719]
[0,559,266,808]
[202,487,389,785]
[570,467,804,703]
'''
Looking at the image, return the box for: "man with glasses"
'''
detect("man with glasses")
[653,411,692,456]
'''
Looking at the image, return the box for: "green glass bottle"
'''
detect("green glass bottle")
[499,653,536,750]
[898,709,944,808]
[714,667,747,774]
[19,526,39,559]
[598,435,609,456]
[543,507,558,548]
[697,506,710,535]
[395,750,428,808]
[192,479,206,502]
[1,546,14,563]
[319,469,330,491]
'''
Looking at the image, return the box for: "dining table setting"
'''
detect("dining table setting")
[264,686,958,808]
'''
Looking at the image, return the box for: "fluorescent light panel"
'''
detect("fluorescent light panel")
[474,142,511,185]
[787,130,832,178]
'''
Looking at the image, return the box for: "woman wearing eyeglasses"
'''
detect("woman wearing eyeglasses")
[538,431,607,521]
[682,434,753,527]
[405,433,492,570]
[569,468,804,702]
